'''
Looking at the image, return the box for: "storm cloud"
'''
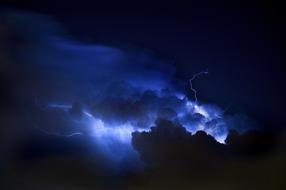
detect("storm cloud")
[0,10,263,173]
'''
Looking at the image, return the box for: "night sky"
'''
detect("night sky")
[1,1,286,189]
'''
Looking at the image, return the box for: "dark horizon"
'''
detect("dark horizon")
[1,1,285,189]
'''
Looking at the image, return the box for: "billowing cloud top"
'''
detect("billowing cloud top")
[0,11,258,172]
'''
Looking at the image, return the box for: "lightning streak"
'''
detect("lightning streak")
[189,70,209,103]
[33,124,83,137]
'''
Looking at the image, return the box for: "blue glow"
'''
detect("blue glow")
[2,11,257,172]
[180,100,227,143]
[36,96,228,146]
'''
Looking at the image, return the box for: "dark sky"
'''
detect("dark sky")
[2,0,285,127]
[1,1,286,189]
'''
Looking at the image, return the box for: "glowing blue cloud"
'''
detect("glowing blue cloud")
[1,11,256,170]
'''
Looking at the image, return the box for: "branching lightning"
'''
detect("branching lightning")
[31,68,232,164]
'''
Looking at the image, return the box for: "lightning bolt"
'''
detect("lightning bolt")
[32,123,83,137]
[31,100,84,137]
[189,69,209,104]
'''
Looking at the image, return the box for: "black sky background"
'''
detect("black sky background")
[2,0,285,129]
[1,1,286,189]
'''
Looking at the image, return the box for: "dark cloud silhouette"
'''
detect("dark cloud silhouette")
[132,119,281,165]
[132,119,225,169]
[1,9,285,190]
[131,119,286,189]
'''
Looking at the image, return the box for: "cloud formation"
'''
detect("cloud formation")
[1,10,285,190]
[0,10,259,173]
